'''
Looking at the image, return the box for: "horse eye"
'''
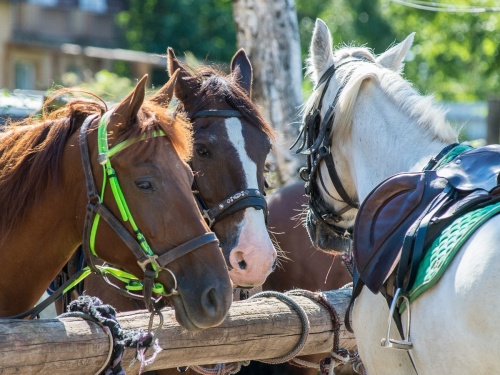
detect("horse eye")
[196,145,211,158]
[135,180,153,191]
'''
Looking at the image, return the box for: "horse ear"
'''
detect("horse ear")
[376,33,415,72]
[230,49,253,96]
[112,74,147,127]
[167,47,200,105]
[150,69,180,107]
[308,19,334,86]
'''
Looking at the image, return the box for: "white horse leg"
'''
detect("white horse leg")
[353,289,416,374]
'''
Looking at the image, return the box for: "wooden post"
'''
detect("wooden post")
[0,289,355,374]
[486,97,500,145]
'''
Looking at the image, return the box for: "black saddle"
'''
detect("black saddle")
[353,144,500,295]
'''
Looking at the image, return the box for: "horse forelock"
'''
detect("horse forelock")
[117,101,193,162]
[189,66,276,142]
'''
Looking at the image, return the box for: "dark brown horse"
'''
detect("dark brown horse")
[0,76,232,331]
[237,181,353,375]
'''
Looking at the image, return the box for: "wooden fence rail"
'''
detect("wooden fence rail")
[0,289,355,374]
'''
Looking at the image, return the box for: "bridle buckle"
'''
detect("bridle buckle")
[201,209,216,228]
[137,254,160,272]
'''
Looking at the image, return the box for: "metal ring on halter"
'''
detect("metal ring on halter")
[161,267,179,297]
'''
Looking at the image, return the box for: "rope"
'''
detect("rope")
[59,295,162,375]
[188,289,363,375]
[188,290,310,375]
[250,291,311,364]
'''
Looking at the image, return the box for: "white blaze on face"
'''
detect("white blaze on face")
[224,118,277,287]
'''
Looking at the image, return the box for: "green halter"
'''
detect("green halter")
[89,111,168,295]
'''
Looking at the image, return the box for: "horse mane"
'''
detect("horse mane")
[186,65,276,141]
[0,90,192,245]
[305,46,457,144]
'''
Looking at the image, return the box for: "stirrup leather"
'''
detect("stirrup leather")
[381,288,413,350]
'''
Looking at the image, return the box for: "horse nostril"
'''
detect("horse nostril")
[272,259,277,271]
[238,260,247,270]
[201,287,218,317]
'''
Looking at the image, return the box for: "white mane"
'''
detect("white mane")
[304,46,458,144]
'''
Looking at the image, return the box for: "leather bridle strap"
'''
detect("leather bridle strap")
[191,109,244,119]
[199,188,268,228]
[78,113,219,311]
[189,109,268,228]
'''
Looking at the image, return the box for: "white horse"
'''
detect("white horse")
[299,18,500,374]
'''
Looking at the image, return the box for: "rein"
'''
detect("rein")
[189,109,268,228]
[291,59,371,241]
[77,111,218,312]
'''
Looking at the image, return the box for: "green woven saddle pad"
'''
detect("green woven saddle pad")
[399,201,500,313]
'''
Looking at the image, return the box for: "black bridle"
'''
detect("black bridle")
[189,109,268,228]
[78,113,219,312]
[291,59,372,241]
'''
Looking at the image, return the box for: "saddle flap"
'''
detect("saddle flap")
[437,145,500,192]
[353,171,445,293]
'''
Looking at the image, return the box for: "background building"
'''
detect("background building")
[0,0,166,90]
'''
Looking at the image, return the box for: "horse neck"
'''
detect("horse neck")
[344,82,455,202]
[0,136,85,316]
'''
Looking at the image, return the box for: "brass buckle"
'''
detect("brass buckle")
[381,288,413,350]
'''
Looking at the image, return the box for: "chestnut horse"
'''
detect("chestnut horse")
[0,76,232,331]
[78,49,277,311]
[54,49,275,375]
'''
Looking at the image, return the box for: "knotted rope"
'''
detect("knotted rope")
[59,295,162,375]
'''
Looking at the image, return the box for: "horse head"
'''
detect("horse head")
[297,19,446,255]
[0,76,233,330]
[152,49,277,289]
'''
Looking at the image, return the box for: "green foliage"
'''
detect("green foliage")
[299,0,500,101]
[381,0,500,101]
[59,70,138,102]
[116,0,236,62]
[114,0,499,101]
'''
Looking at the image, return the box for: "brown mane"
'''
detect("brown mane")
[0,90,192,245]
[187,66,276,141]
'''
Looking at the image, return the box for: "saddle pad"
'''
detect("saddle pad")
[399,201,500,313]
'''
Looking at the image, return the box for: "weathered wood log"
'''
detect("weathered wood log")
[0,289,355,374]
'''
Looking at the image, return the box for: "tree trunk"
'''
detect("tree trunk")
[0,289,355,374]
[232,0,303,185]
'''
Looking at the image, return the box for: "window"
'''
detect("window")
[15,61,36,90]
[79,0,107,13]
